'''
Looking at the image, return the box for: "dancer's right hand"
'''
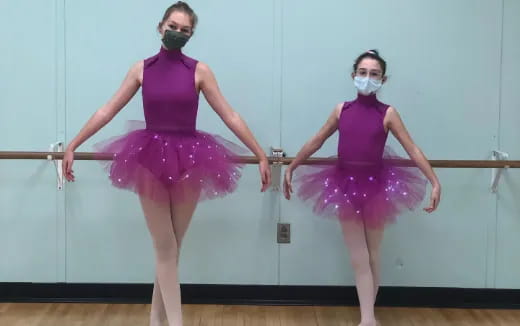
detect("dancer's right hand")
[62,149,75,182]
[283,168,293,200]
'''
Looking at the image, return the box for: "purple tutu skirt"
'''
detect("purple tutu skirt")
[94,121,247,203]
[294,148,427,228]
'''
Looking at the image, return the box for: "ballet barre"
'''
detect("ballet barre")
[0,149,516,193]
[0,151,519,168]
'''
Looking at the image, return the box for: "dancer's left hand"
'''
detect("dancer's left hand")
[424,184,441,213]
[259,158,271,192]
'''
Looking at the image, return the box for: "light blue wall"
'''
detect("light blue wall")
[496,0,520,289]
[0,1,61,282]
[0,0,518,288]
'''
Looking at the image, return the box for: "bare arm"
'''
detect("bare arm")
[197,62,266,159]
[283,104,341,199]
[63,61,142,182]
[197,62,271,191]
[66,61,143,151]
[288,104,342,171]
[385,106,441,212]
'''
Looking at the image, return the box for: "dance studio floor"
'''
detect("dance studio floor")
[1,303,519,325]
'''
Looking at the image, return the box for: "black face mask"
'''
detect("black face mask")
[162,30,190,50]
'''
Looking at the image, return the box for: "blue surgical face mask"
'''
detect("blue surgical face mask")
[354,76,382,95]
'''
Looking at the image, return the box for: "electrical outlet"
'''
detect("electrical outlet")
[277,223,290,243]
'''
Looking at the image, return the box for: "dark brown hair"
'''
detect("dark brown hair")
[353,49,387,75]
